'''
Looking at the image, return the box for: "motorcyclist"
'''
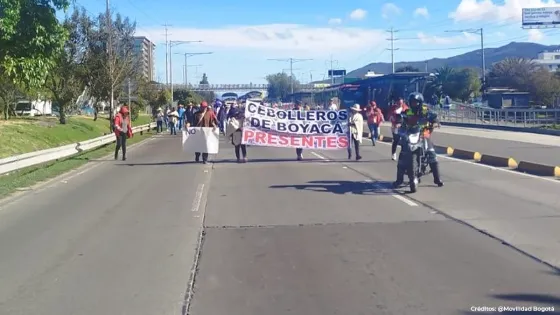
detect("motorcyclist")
[392,92,444,188]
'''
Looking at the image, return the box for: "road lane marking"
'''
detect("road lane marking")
[375,141,560,185]
[392,194,419,206]
[191,184,205,212]
[311,151,329,161]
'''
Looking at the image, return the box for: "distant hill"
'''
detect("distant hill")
[336,42,560,80]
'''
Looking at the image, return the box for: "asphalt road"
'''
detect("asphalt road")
[1,134,559,315]
[376,124,560,166]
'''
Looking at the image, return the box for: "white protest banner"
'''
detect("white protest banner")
[182,127,220,154]
[242,101,349,150]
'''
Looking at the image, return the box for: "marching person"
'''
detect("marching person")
[294,102,304,160]
[348,104,363,160]
[189,101,218,164]
[113,105,133,161]
[155,107,164,133]
[389,97,408,160]
[365,101,384,146]
[168,107,179,135]
[226,106,248,163]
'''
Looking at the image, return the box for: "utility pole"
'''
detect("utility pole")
[329,55,338,85]
[176,52,212,86]
[162,24,172,86]
[268,58,312,100]
[445,28,485,87]
[386,27,399,74]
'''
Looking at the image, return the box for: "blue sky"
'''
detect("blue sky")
[69,0,560,84]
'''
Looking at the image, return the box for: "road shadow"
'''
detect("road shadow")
[491,293,560,305]
[269,180,395,195]
[213,158,326,164]
[116,161,199,166]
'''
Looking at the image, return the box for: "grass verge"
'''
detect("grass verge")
[0,130,154,200]
[0,115,153,158]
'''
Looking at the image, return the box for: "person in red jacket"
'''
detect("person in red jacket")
[114,105,133,161]
[365,101,384,146]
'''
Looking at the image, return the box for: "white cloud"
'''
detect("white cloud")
[417,32,478,45]
[414,7,429,18]
[528,29,545,41]
[449,0,559,23]
[382,3,402,19]
[137,24,385,58]
[328,18,342,25]
[349,9,367,20]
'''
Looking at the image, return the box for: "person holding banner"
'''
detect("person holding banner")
[294,102,304,160]
[348,104,363,161]
[189,101,218,163]
[226,107,248,163]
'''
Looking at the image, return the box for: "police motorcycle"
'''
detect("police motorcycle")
[395,115,434,193]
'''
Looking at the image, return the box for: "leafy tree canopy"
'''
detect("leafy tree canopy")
[266,72,301,100]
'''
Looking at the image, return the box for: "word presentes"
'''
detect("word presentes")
[242,102,349,150]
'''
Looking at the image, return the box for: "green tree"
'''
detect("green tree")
[156,89,171,108]
[199,73,209,84]
[487,57,536,90]
[84,12,137,130]
[449,68,481,102]
[0,0,70,119]
[396,65,420,72]
[43,9,90,124]
[266,72,300,100]
[528,68,560,106]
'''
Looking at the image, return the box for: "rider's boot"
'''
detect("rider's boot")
[392,167,405,188]
[430,162,444,187]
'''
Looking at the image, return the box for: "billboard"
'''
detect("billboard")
[522,7,560,28]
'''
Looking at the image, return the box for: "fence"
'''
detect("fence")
[434,105,560,127]
[0,123,155,175]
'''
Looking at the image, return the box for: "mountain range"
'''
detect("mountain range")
[340,42,560,79]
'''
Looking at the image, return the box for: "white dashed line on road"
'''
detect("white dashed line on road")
[191,184,205,212]
[311,152,329,161]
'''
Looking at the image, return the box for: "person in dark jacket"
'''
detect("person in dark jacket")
[294,102,304,160]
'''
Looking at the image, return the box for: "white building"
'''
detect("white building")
[132,36,156,81]
[533,50,560,72]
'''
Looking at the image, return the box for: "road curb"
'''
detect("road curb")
[362,131,559,177]
[479,154,518,168]
[446,147,482,162]
[516,161,559,177]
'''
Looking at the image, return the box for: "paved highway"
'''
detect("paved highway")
[0,135,559,314]
[377,124,560,166]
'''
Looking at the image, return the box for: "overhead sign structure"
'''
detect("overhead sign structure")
[522,7,560,28]
[328,69,346,77]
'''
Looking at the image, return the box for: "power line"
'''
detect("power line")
[445,28,486,85]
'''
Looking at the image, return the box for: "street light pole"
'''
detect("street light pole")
[175,52,213,87]
[445,28,485,86]
[169,40,202,106]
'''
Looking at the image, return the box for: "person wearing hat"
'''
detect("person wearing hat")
[155,107,164,133]
[348,104,363,161]
[188,101,218,164]
[113,105,133,161]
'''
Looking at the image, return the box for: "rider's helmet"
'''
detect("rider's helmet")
[408,92,424,108]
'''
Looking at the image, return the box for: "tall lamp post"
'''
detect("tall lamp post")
[176,52,213,86]
[169,40,202,105]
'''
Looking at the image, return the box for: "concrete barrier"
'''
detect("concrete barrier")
[479,154,518,168]
[517,161,560,177]
[446,147,482,161]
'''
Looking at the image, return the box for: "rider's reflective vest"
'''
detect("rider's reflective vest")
[403,105,433,138]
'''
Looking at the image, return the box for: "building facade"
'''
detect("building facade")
[132,36,156,81]
[533,50,560,72]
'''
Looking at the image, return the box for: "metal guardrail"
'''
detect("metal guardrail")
[0,123,154,175]
[433,105,560,127]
